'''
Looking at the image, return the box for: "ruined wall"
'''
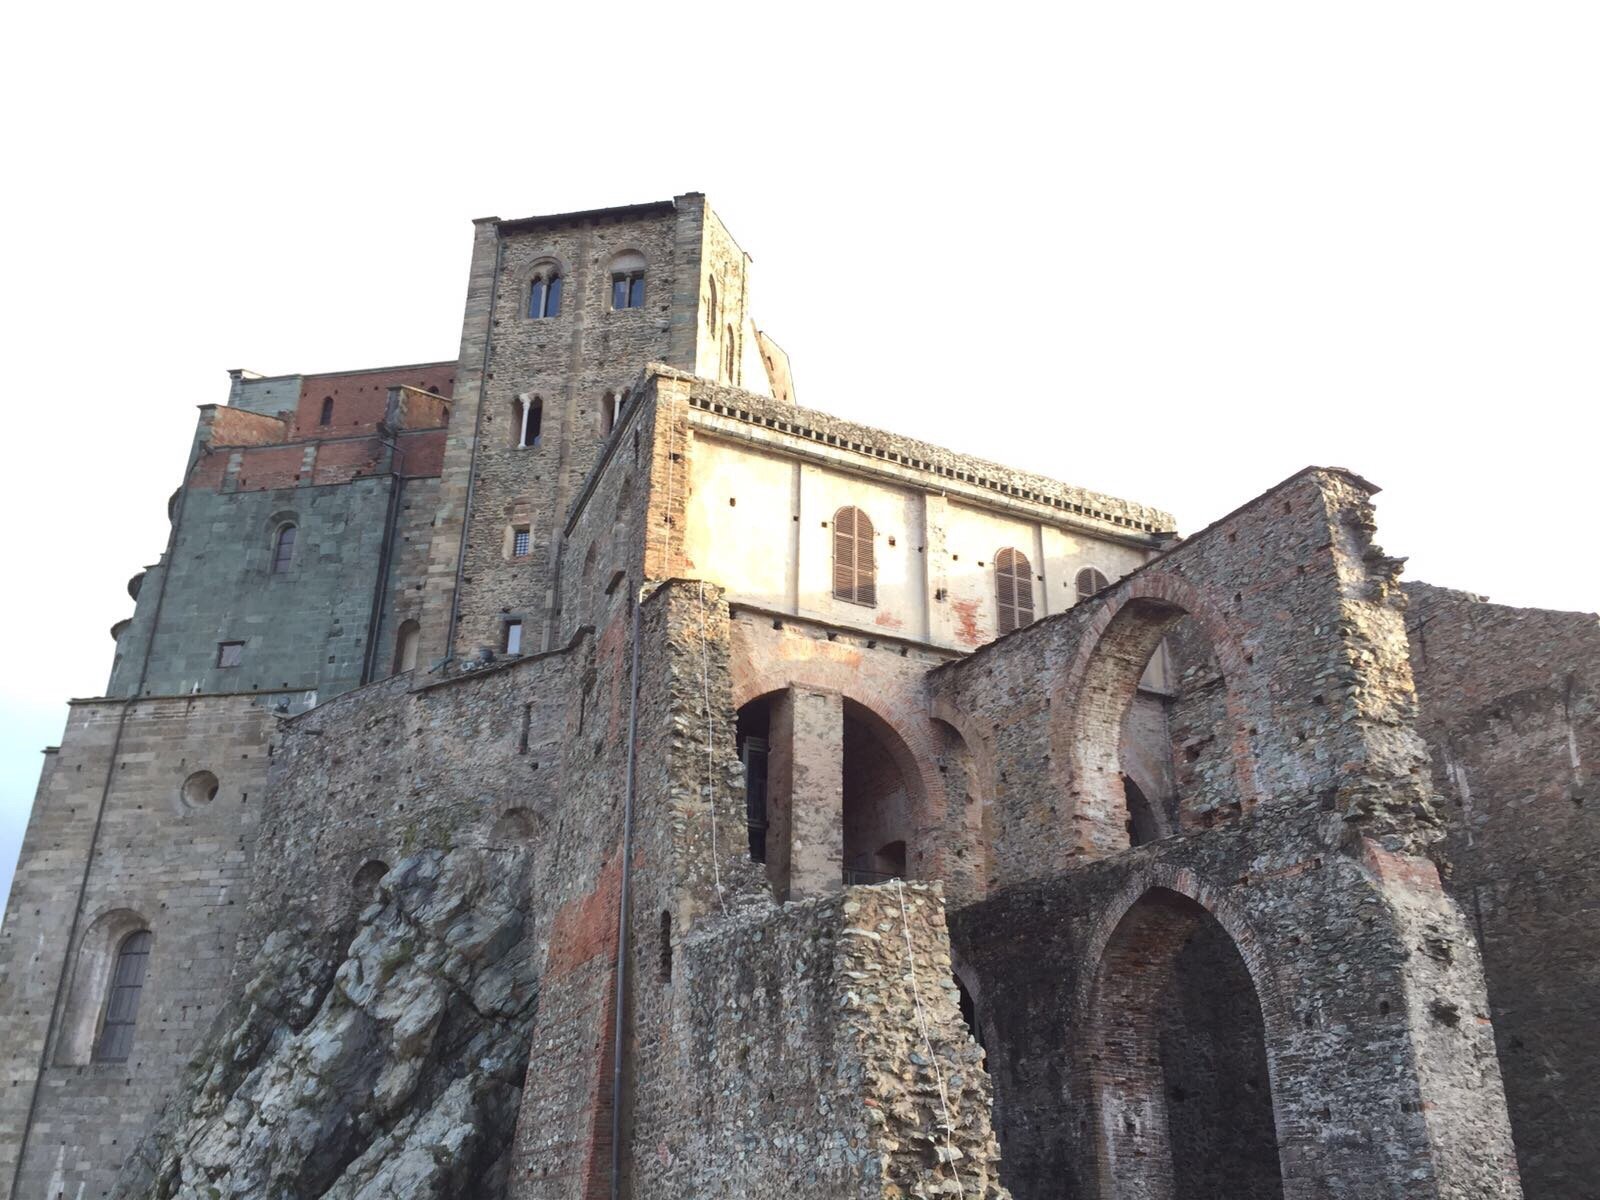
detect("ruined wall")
[0,695,276,1200]
[932,468,1519,1199]
[950,806,1519,1200]
[646,884,1007,1199]
[1405,582,1599,1198]
[930,468,1438,876]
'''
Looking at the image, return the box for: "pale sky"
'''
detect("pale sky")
[1,2,1595,911]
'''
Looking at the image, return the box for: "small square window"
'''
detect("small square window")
[504,622,523,656]
[217,641,244,668]
[513,528,531,558]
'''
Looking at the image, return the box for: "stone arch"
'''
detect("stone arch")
[730,670,939,863]
[488,807,536,851]
[352,859,390,904]
[55,906,154,1066]
[1049,570,1259,859]
[1075,865,1292,1199]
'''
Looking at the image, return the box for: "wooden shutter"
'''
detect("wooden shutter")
[996,548,1033,635]
[833,507,876,605]
[1076,566,1110,603]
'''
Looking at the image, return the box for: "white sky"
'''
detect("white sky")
[1,2,1596,910]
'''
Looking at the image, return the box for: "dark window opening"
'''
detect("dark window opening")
[956,976,985,1050]
[724,326,737,380]
[217,641,244,668]
[319,397,334,426]
[738,700,770,864]
[515,396,543,449]
[1124,775,1161,846]
[272,524,297,574]
[995,547,1034,635]
[612,272,645,309]
[707,275,718,324]
[528,272,562,319]
[93,930,152,1063]
[602,391,621,436]
[832,506,877,606]
[659,910,673,982]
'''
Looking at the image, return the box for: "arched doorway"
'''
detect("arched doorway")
[1089,888,1282,1200]
[842,698,914,885]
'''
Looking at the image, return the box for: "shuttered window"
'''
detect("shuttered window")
[995,547,1034,635]
[1076,566,1110,603]
[832,506,876,606]
[94,930,152,1063]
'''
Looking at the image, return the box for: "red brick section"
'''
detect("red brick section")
[209,406,287,446]
[291,364,456,440]
[544,855,622,981]
[397,429,446,477]
[310,438,384,486]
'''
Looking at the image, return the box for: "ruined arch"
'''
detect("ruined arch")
[1050,570,1259,858]
[1083,876,1286,1199]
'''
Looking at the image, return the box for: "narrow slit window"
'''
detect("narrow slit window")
[995,547,1034,635]
[724,326,736,380]
[93,930,152,1063]
[504,621,523,656]
[319,397,334,426]
[271,524,296,573]
[832,506,877,606]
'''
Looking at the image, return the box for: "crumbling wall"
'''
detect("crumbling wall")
[950,805,1520,1200]
[649,884,1007,1199]
[933,469,1517,1198]
[1406,582,1599,1197]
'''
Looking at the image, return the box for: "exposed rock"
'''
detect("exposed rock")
[113,848,537,1200]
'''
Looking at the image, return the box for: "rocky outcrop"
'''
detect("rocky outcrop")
[114,848,538,1200]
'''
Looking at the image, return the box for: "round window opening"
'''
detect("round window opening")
[181,770,220,808]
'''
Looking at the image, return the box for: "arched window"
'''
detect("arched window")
[319,397,334,426]
[93,929,152,1063]
[514,396,543,449]
[528,270,562,319]
[832,506,876,606]
[707,275,718,325]
[272,524,297,573]
[1076,566,1110,603]
[393,619,421,674]
[724,326,736,381]
[609,251,646,309]
[995,547,1034,635]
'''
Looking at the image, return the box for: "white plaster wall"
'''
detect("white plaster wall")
[684,434,1157,654]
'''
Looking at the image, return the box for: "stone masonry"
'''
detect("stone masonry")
[1,195,1591,1199]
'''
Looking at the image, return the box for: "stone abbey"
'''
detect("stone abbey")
[1,195,1594,1199]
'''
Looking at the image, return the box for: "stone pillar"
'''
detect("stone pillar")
[767,688,844,900]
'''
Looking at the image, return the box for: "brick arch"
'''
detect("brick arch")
[1077,867,1291,1199]
[732,666,940,878]
[1049,570,1259,858]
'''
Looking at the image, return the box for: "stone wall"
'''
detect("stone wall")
[641,884,1007,1199]
[0,695,276,1199]
[1406,582,1599,1197]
